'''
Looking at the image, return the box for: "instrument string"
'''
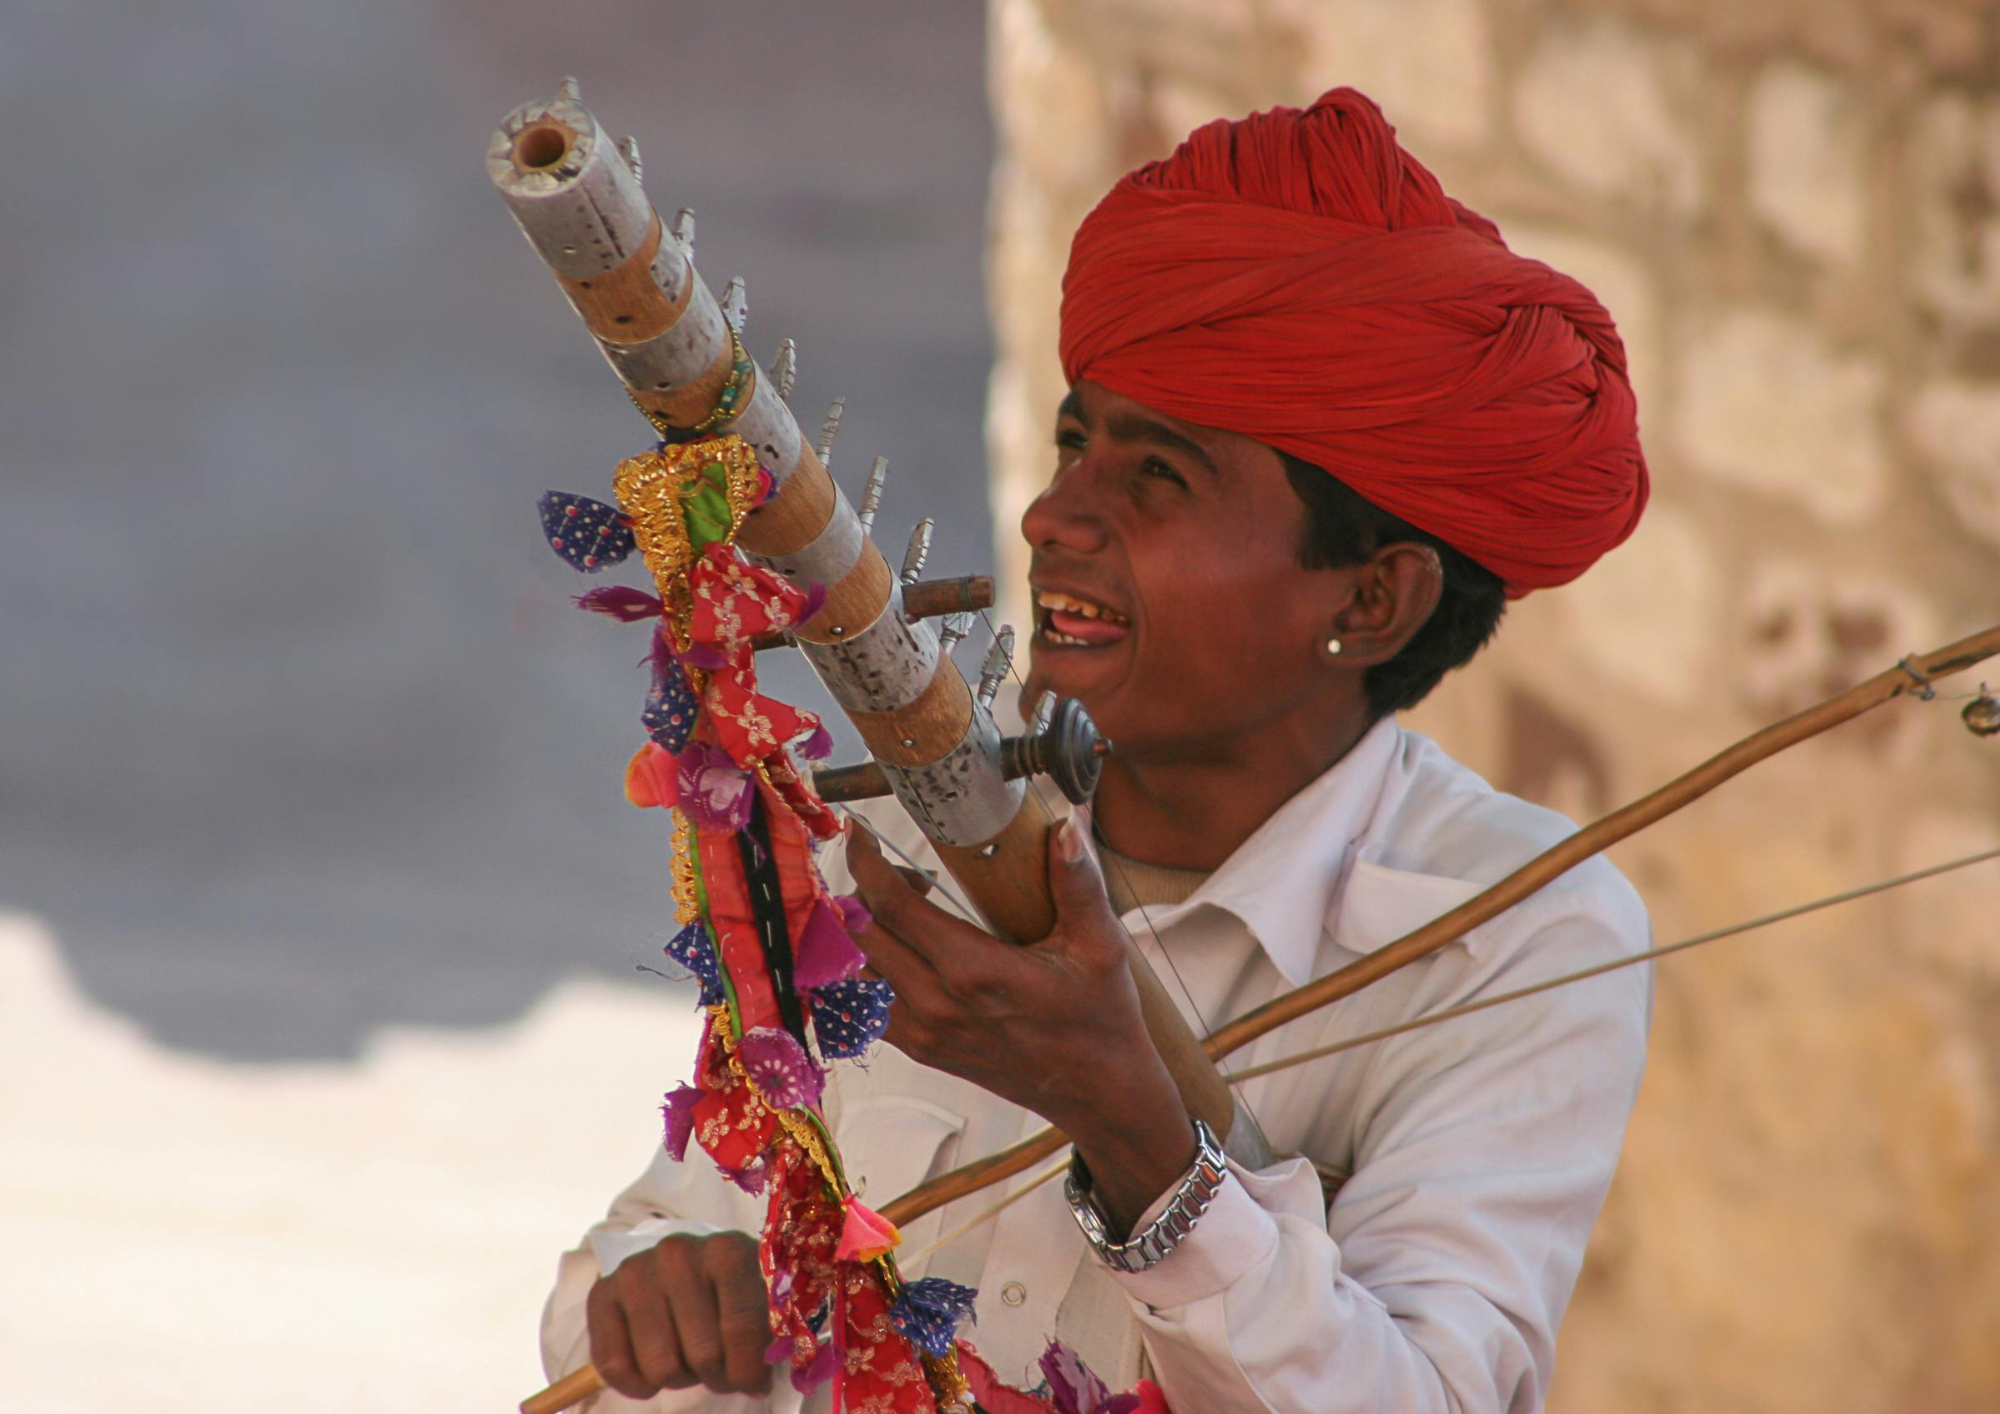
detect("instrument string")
[1225,843,2000,1084]
[899,1157,1073,1268]
[831,801,979,919]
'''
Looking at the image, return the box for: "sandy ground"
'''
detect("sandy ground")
[0,910,703,1410]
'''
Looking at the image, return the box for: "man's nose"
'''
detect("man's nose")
[1020,463,1110,555]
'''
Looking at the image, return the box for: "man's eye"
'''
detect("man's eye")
[1142,458,1187,487]
[1054,429,1086,451]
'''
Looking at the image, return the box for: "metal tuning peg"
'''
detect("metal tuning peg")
[937,612,973,658]
[1965,684,2000,737]
[720,277,747,335]
[813,693,1111,807]
[772,339,797,401]
[976,626,1015,712]
[816,398,845,471]
[617,135,642,181]
[857,456,889,538]
[900,519,933,585]
[1001,695,1111,805]
[1028,689,1057,736]
[672,207,696,263]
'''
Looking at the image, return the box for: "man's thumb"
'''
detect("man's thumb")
[1047,814,1113,924]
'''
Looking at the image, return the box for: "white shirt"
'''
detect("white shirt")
[539,717,1653,1414]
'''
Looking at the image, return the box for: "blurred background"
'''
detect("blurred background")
[4,0,1997,1410]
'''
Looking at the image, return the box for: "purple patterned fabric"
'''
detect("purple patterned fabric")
[1042,1340,1132,1414]
[664,921,726,1007]
[660,1083,701,1162]
[643,655,698,753]
[767,1335,837,1394]
[809,977,892,1060]
[675,743,755,832]
[738,1027,825,1110]
[793,897,867,991]
[538,492,636,572]
[718,1154,771,1195]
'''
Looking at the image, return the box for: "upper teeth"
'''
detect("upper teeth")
[1036,590,1127,623]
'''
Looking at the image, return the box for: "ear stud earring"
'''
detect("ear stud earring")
[1325,636,1344,657]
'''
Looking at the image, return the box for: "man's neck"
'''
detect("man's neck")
[1090,703,1379,872]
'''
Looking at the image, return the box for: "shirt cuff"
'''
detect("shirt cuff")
[589,1216,720,1278]
[1108,1154,1317,1310]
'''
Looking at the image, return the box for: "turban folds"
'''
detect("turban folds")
[1059,88,1648,596]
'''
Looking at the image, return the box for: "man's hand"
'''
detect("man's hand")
[845,815,1196,1231]
[586,1231,773,1400]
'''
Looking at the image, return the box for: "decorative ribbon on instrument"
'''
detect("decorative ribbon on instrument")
[537,433,1166,1414]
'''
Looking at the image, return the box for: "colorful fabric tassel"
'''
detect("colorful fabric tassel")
[759,1142,842,1391]
[643,656,698,752]
[956,1343,1173,1414]
[574,585,663,621]
[889,1277,979,1360]
[794,896,868,991]
[676,743,756,832]
[737,1026,825,1110]
[661,1082,701,1162]
[786,1337,837,1394]
[835,1199,902,1262]
[539,491,636,571]
[957,1346,1056,1414]
[664,921,725,1007]
[625,741,680,809]
[719,1154,771,1195]
[835,1266,936,1413]
[809,977,893,1060]
[1041,1342,1171,1414]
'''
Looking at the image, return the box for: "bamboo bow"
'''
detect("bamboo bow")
[873,625,2000,1227]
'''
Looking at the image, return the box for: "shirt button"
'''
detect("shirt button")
[1000,1282,1027,1307]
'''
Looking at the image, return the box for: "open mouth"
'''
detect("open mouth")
[1035,589,1132,648]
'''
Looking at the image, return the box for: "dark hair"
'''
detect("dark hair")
[1281,453,1507,716]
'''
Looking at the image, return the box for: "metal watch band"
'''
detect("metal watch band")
[1064,1117,1228,1274]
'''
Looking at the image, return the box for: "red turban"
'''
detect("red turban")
[1059,88,1648,596]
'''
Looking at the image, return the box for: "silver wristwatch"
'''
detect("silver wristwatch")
[1064,1117,1228,1273]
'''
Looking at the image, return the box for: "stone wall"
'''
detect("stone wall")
[986,2,2000,1409]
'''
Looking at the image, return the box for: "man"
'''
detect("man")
[541,88,1652,1412]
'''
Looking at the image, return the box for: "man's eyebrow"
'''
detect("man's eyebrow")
[1102,410,1222,480]
[1055,390,1086,426]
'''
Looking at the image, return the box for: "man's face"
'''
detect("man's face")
[1021,380,1345,760]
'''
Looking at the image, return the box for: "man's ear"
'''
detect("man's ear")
[1326,543,1443,668]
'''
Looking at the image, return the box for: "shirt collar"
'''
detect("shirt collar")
[1123,715,1405,986]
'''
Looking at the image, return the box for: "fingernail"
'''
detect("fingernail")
[1057,814,1085,863]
